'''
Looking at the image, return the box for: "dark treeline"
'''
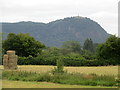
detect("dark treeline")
[2,33,120,66]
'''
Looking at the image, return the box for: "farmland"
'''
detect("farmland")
[1,65,118,88]
[2,80,116,88]
[1,33,119,88]
[0,65,118,76]
[16,65,118,76]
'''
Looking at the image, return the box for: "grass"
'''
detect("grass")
[3,80,116,88]
[2,70,118,87]
[0,65,119,88]
[0,65,118,76]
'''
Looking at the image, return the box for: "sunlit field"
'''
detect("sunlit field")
[2,80,117,88]
[2,65,118,76]
[0,65,118,76]
[1,65,118,88]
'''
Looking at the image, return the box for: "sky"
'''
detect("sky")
[0,0,119,35]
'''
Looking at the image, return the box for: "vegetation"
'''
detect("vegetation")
[2,17,109,47]
[97,35,120,65]
[2,70,118,87]
[83,38,94,52]
[3,33,45,57]
[1,65,117,76]
[61,40,82,54]
[2,18,119,88]
[52,57,65,74]
[3,80,115,88]
[2,65,118,88]
[2,33,120,66]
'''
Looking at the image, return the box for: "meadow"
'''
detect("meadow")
[8,65,118,76]
[1,65,118,88]
[0,65,118,76]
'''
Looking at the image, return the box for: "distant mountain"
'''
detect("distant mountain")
[2,16,109,47]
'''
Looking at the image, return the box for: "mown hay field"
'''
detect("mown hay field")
[0,65,118,76]
[2,80,117,88]
[18,65,118,76]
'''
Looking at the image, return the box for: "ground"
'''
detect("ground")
[0,65,118,88]
[17,65,118,76]
[2,80,117,88]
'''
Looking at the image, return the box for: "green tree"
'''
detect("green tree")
[3,33,45,57]
[61,40,82,54]
[83,38,94,52]
[93,43,99,52]
[97,35,120,64]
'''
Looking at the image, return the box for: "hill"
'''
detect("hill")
[2,16,109,47]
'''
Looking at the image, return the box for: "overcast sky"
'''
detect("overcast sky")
[0,0,119,35]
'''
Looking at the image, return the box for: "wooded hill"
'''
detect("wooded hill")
[2,16,109,47]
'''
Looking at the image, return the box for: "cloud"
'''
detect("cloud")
[87,11,118,35]
[0,0,119,35]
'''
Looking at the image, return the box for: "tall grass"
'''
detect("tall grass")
[2,70,118,87]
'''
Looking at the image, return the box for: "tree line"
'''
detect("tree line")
[2,33,120,66]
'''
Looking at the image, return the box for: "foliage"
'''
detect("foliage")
[62,53,85,66]
[82,50,96,60]
[4,33,119,66]
[18,48,59,65]
[93,43,99,52]
[2,17,109,47]
[18,51,117,66]
[61,40,82,54]
[3,33,45,57]
[52,57,65,74]
[18,56,34,65]
[97,35,120,65]
[83,38,94,52]
[2,70,117,86]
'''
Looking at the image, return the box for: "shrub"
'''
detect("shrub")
[17,51,118,66]
[52,57,66,74]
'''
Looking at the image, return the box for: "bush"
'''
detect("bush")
[18,55,34,65]
[17,51,118,66]
[51,57,66,74]
[18,53,57,65]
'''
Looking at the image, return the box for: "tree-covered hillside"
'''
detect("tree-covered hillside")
[2,16,109,47]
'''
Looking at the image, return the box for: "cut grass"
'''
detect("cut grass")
[2,80,117,88]
[0,65,118,76]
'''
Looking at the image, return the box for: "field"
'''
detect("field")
[2,80,116,88]
[1,65,118,88]
[15,65,118,76]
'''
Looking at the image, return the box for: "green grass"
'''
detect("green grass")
[2,80,117,88]
[2,70,118,87]
[1,65,119,88]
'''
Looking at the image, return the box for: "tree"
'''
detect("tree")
[61,40,82,54]
[93,43,99,52]
[3,33,45,57]
[83,38,94,52]
[96,35,120,64]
